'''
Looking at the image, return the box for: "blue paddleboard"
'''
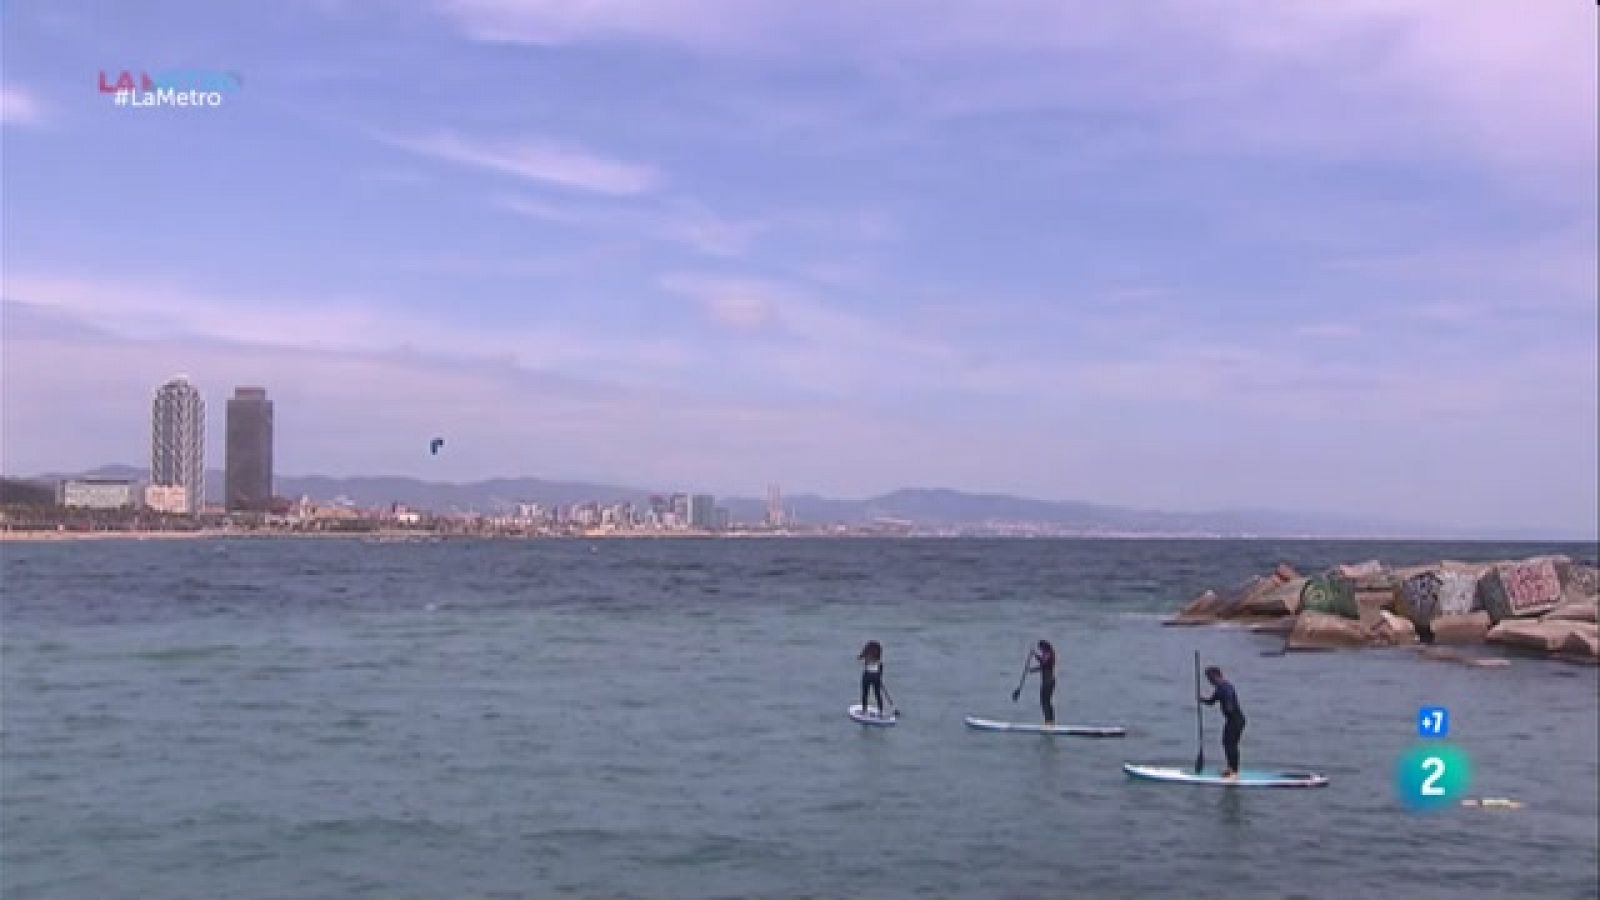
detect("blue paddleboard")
[1122,763,1328,788]
[964,716,1125,737]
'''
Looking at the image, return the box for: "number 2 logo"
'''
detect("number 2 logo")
[1421,756,1446,796]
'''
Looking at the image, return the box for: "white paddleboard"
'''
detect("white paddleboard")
[1122,763,1329,788]
[964,716,1125,737]
[848,705,897,727]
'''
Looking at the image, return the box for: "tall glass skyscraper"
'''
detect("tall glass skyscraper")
[225,387,274,512]
[151,376,205,514]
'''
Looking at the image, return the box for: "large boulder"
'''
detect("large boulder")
[1486,619,1594,654]
[1167,589,1230,625]
[1399,568,1482,622]
[1560,624,1600,660]
[1286,611,1370,650]
[1249,616,1298,636]
[1229,573,1290,613]
[1301,574,1360,619]
[1429,611,1492,645]
[1544,600,1599,623]
[1334,560,1384,579]
[1369,610,1418,646]
[1238,577,1307,617]
[1355,589,1400,626]
[1170,564,1302,624]
[1480,558,1564,623]
[1558,563,1599,602]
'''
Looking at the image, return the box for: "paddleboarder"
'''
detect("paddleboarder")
[1200,665,1246,780]
[858,640,888,717]
[1029,640,1057,728]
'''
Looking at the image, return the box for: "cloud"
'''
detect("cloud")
[380,131,659,195]
[0,299,931,497]
[497,195,766,256]
[8,298,1592,534]
[432,1,1596,181]
[659,272,910,349]
[1,85,44,127]
[435,0,788,49]
[1327,228,1599,319]
[2,274,691,375]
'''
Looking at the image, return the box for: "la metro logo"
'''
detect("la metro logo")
[98,70,156,93]
[97,69,242,93]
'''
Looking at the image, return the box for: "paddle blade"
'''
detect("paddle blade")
[1195,750,1205,774]
[1011,689,1021,702]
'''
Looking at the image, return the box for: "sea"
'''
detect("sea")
[3,538,1597,899]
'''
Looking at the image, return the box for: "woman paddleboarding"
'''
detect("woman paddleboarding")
[1029,640,1057,728]
[857,640,891,718]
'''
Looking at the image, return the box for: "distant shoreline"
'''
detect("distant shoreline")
[1,529,1595,545]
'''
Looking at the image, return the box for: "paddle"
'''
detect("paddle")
[1010,647,1032,703]
[881,683,901,718]
[1193,651,1206,774]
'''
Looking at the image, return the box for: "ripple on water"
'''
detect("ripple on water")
[1,537,1594,900]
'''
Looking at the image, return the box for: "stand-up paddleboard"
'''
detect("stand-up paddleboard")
[964,716,1125,737]
[849,705,897,727]
[1122,763,1328,788]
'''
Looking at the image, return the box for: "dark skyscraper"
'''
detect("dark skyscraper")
[225,387,274,512]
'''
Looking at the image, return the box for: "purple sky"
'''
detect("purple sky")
[2,1,1596,536]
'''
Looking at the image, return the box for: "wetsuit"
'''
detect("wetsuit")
[1034,647,1057,722]
[1203,680,1246,772]
[860,660,884,714]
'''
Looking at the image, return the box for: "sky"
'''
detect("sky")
[1,1,1596,537]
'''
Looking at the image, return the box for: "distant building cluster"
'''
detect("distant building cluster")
[478,492,731,534]
[17,375,786,537]
[57,377,275,516]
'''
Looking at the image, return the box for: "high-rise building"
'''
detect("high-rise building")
[766,484,784,527]
[151,376,205,514]
[689,494,717,530]
[225,387,274,512]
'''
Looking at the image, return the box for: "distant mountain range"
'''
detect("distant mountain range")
[11,464,1575,540]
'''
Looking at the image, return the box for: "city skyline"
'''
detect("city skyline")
[2,2,1595,536]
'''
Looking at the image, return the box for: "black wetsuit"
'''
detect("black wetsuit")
[1035,648,1056,722]
[860,661,884,713]
[1203,681,1246,771]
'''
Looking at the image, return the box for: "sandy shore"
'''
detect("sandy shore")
[0,530,416,543]
[0,529,746,543]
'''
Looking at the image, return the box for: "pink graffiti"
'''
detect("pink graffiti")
[1500,560,1561,613]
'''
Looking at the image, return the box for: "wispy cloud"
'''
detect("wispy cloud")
[498,195,765,256]
[659,273,906,349]
[1,298,928,496]
[1,84,44,127]
[2,274,692,375]
[380,131,659,195]
[1327,229,1598,319]
[434,1,1596,181]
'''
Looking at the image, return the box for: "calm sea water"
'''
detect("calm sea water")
[3,538,1597,899]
